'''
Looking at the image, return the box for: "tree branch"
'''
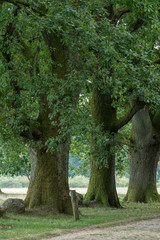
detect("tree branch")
[112,7,130,24]
[115,103,144,131]
[0,0,47,15]
[0,0,30,8]
[1,8,18,66]
[13,29,41,75]
[154,59,160,64]
[131,19,144,32]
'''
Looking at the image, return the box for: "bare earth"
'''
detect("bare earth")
[42,218,160,240]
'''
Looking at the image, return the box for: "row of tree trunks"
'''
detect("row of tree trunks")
[2,4,160,212]
[86,89,160,205]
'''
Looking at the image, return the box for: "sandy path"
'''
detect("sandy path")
[0,187,139,195]
[2,187,160,195]
[42,218,160,240]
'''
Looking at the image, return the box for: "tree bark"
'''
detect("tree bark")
[0,3,79,215]
[23,31,76,214]
[23,89,73,214]
[85,154,120,207]
[125,108,160,202]
[25,145,72,214]
[84,89,120,207]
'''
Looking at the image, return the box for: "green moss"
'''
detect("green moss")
[125,185,160,203]
[85,159,120,207]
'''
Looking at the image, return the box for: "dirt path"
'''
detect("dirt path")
[2,187,160,195]
[42,218,160,240]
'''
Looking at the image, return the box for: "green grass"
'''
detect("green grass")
[69,176,89,188]
[0,194,160,240]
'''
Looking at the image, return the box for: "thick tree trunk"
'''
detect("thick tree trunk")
[25,145,72,214]
[85,154,120,207]
[85,89,120,207]
[125,109,160,202]
[24,95,73,214]
[23,31,76,213]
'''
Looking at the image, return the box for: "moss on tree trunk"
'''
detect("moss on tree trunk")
[24,94,73,214]
[25,146,72,214]
[85,154,120,207]
[125,108,160,203]
[85,89,120,207]
[23,31,76,214]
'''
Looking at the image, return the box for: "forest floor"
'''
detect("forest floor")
[41,217,160,240]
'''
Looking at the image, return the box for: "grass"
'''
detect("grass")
[0,193,160,240]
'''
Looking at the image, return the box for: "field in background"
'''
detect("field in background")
[0,175,130,188]
[0,175,129,195]
[1,175,160,194]
[0,187,128,196]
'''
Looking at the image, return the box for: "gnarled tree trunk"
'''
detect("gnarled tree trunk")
[125,108,160,202]
[24,31,78,214]
[25,145,72,214]
[24,93,73,214]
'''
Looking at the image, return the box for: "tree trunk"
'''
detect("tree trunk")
[23,31,77,214]
[85,154,120,207]
[125,108,160,202]
[84,89,120,207]
[24,95,73,214]
[25,145,72,214]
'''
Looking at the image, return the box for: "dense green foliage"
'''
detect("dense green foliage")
[0,144,30,177]
[1,0,160,158]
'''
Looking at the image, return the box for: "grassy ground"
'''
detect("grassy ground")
[0,193,160,240]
